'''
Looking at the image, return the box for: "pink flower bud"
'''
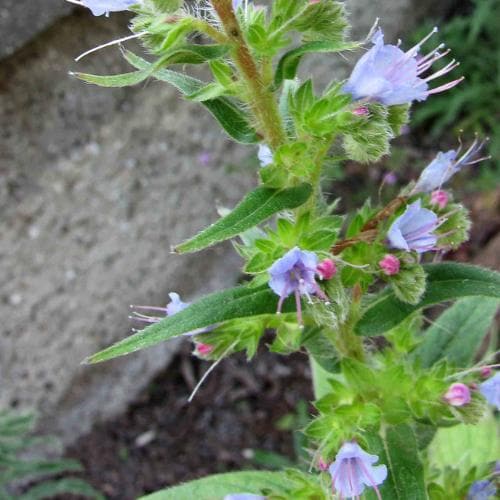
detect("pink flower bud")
[443,383,471,406]
[431,189,449,209]
[480,366,493,378]
[353,106,370,117]
[196,343,214,357]
[317,457,329,471]
[379,254,400,276]
[317,259,337,280]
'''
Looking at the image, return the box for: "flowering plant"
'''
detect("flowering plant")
[70,1,499,498]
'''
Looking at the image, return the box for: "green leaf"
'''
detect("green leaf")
[139,471,287,500]
[356,263,500,336]
[366,425,427,500]
[124,51,258,144]
[428,414,500,476]
[85,285,294,364]
[274,41,358,88]
[72,68,152,88]
[414,297,499,368]
[175,183,312,254]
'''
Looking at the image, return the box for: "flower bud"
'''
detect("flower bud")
[316,259,337,280]
[443,383,471,406]
[196,343,214,357]
[353,106,370,117]
[480,366,492,378]
[379,254,400,276]
[431,189,449,209]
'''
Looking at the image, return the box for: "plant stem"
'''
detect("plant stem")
[210,0,286,149]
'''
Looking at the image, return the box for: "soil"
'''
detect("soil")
[64,343,313,499]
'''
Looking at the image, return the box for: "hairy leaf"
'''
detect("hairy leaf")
[414,297,499,368]
[126,51,258,143]
[274,41,358,88]
[366,425,427,500]
[356,263,500,336]
[85,285,294,364]
[139,471,287,499]
[176,183,312,253]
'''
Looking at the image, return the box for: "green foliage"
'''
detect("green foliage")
[139,471,288,499]
[73,2,500,498]
[342,104,394,163]
[175,184,312,253]
[0,412,102,500]
[388,261,427,305]
[435,203,472,250]
[366,425,427,500]
[85,284,297,363]
[414,297,499,368]
[411,0,500,187]
[356,263,500,336]
[429,414,500,466]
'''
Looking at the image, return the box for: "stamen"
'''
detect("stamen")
[358,459,383,500]
[295,290,303,327]
[406,26,438,57]
[131,305,168,312]
[75,32,147,62]
[428,76,464,94]
[425,60,459,82]
[417,48,450,74]
[418,43,446,65]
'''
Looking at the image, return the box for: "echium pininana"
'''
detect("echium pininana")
[73,1,499,498]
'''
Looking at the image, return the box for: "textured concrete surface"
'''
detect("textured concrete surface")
[0,0,73,58]
[0,13,253,443]
[0,0,454,444]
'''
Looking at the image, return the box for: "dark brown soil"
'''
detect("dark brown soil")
[65,344,313,499]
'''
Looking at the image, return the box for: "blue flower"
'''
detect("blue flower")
[329,442,387,499]
[479,372,500,410]
[387,200,439,253]
[268,247,328,325]
[257,144,273,167]
[343,28,463,106]
[467,480,497,500]
[72,0,139,16]
[414,138,489,193]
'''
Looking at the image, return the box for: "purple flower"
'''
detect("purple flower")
[258,144,273,167]
[479,372,500,410]
[414,138,488,193]
[467,480,497,500]
[343,28,463,106]
[71,0,139,16]
[232,0,243,10]
[224,495,265,500]
[443,383,471,406]
[387,200,439,253]
[329,442,387,499]
[268,247,328,325]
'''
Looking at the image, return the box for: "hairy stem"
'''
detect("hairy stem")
[210,0,286,149]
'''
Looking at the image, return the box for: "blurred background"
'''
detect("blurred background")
[0,0,498,498]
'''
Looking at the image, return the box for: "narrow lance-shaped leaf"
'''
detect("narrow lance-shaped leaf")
[175,183,312,254]
[125,51,259,144]
[139,471,287,500]
[85,285,295,364]
[274,40,359,88]
[365,425,427,500]
[356,263,500,336]
[414,297,499,368]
